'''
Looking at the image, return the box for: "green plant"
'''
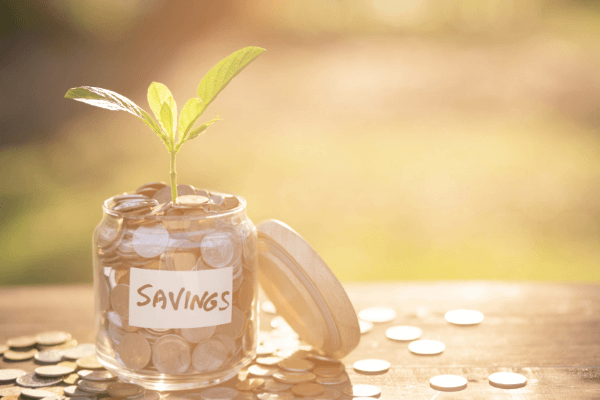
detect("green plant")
[65,46,265,203]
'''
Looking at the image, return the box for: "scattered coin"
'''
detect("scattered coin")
[7,336,37,349]
[77,380,111,394]
[445,309,485,326]
[16,373,63,388]
[1,395,19,400]
[257,356,283,366]
[273,371,316,384]
[58,361,79,370]
[62,345,96,361]
[62,374,79,385]
[78,371,116,382]
[0,344,7,354]
[263,379,292,392]
[64,385,91,397]
[35,350,65,364]
[305,353,340,364]
[315,374,348,386]
[359,320,373,334]
[0,387,23,397]
[278,358,314,372]
[21,389,58,399]
[488,372,527,389]
[313,388,341,400]
[236,378,265,391]
[343,384,382,397]
[0,369,27,382]
[313,366,344,377]
[291,383,325,397]
[107,382,145,398]
[429,375,468,391]
[41,387,65,397]
[35,365,75,377]
[261,301,277,315]
[36,332,72,347]
[248,365,279,377]
[408,339,446,355]
[385,326,423,341]
[76,356,103,370]
[358,307,397,323]
[353,359,391,374]
[256,393,294,400]
[4,349,38,361]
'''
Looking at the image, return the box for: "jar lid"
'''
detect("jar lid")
[256,219,360,359]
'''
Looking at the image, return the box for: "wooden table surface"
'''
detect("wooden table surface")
[1,282,599,399]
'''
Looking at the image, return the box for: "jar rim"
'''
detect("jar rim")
[101,190,246,221]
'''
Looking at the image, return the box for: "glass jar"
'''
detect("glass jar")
[93,188,258,390]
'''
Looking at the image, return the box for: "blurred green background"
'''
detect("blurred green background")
[1,0,599,285]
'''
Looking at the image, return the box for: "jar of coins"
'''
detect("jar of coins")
[93,182,360,391]
[93,184,258,390]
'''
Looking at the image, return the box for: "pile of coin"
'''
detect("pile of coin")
[95,182,258,376]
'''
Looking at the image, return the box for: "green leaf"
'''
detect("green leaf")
[178,116,221,150]
[196,46,265,110]
[65,86,171,150]
[178,98,204,141]
[147,82,177,138]
[160,102,174,144]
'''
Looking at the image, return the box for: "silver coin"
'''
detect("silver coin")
[357,307,397,323]
[191,338,227,373]
[0,386,23,397]
[153,185,195,205]
[78,370,116,382]
[16,373,63,388]
[110,284,130,320]
[107,382,145,398]
[40,397,67,400]
[117,333,151,371]
[315,374,348,386]
[34,365,75,377]
[0,344,7,354]
[132,223,170,258]
[248,365,279,377]
[445,309,484,326]
[353,359,390,374]
[262,379,292,392]
[200,230,235,268]
[35,332,72,347]
[313,388,340,400]
[488,372,527,389]
[21,389,59,399]
[179,326,217,344]
[358,320,373,334]
[62,344,96,361]
[64,385,93,397]
[0,368,27,382]
[385,326,423,341]
[430,375,468,391]
[152,335,191,375]
[77,380,111,394]
[343,384,381,397]
[199,387,239,400]
[408,339,445,355]
[35,350,65,364]
[176,195,210,207]
[7,335,37,348]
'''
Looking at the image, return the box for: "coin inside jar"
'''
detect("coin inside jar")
[117,333,151,370]
[179,326,216,343]
[151,335,191,375]
[191,338,227,373]
[107,383,145,398]
[132,223,170,258]
[200,230,236,268]
[110,284,130,319]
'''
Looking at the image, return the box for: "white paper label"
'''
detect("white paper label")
[128,267,233,329]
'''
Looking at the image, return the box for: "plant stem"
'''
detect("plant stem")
[170,151,177,203]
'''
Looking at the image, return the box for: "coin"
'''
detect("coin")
[315,374,348,386]
[7,335,37,349]
[353,359,390,374]
[313,388,340,400]
[343,384,381,397]
[445,309,484,326]
[6,351,38,363]
[152,335,191,375]
[76,356,103,370]
[248,365,279,377]
[117,333,151,370]
[429,375,467,391]
[236,378,265,391]
[132,223,170,258]
[176,195,210,207]
[216,306,247,339]
[58,361,79,370]
[273,371,316,384]
[262,379,292,392]
[385,326,423,341]
[358,307,397,323]
[78,371,116,382]
[313,367,344,378]
[237,281,254,311]
[21,389,58,399]
[199,387,239,400]
[110,284,130,319]
[201,230,236,268]
[256,344,276,356]
[62,374,79,385]
[77,380,111,394]
[35,350,65,364]
[35,365,75,377]
[64,386,91,397]
[408,340,445,355]
[0,369,27,382]
[291,382,324,397]
[278,358,314,372]
[256,356,283,366]
[256,394,294,400]
[36,332,72,347]
[107,383,145,398]
[488,372,527,389]
[165,250,198,271]
[305,352,340,364]
[0,387,22,397]
[63,344,96,360]
[16,373,63,388]
[191,338,227,373]
[359,320,373,334]
[0,344,7,354]
[153,185,195,205]
[137,182,167,192]
[1,395,20,400]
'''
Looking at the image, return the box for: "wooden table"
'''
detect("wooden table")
[1,282,599,399]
